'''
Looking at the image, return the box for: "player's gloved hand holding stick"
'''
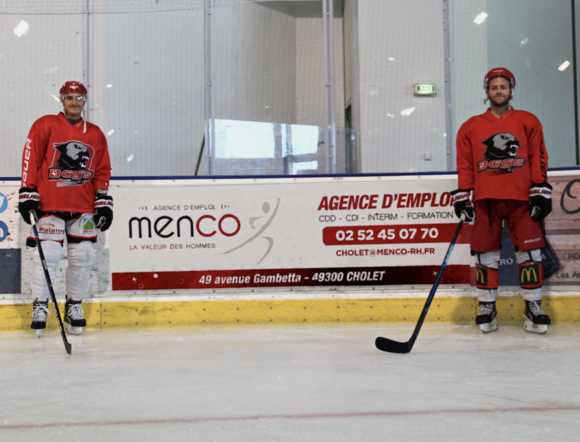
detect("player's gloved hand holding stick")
[529,182,552,221]
[450,188,474,222]
[18,188,41,224]
[94,191,114,231]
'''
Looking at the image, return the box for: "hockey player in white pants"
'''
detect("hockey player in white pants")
[18,81,113,335]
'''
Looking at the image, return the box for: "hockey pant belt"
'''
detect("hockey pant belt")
[519,261,543,290]
[475,264,499,290]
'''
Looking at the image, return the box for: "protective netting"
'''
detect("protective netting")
[0,0,308,15]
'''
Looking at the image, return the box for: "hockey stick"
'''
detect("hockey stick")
[30,213,72,355]
[375,213,466,354]
[195,135,205,176]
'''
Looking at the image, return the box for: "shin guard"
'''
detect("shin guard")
[475,264,499,291]
[519,261,543,290]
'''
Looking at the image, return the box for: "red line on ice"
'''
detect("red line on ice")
[2,405,580,430]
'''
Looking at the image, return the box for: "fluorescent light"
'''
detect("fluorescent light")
[127,154,134,162]
[106,84,113,88]
[387,57,395,61]
[474,12,488,25]
[559,61,570,71]
[107,129,115,136]
[13,20,29,37]
[521,38,529,45]
[400,107,416,116]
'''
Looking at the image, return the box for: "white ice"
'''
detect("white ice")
[1,323,579,441]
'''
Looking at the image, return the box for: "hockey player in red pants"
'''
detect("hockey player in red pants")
[452,68,552,334]
[18,81,113,336]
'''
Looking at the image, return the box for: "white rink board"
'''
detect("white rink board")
[110,175,472,291]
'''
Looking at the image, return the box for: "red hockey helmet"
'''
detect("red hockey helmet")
[60,81,88,96]
[483,68,516,90]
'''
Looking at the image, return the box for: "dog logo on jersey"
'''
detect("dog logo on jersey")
[48,141,95,186]
[477,132,525,173]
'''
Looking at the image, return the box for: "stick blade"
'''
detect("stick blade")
[375,337,412,354]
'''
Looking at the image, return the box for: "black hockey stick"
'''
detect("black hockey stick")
[195,135,205,176]
[30,213,72,355]
[375,213,466,354]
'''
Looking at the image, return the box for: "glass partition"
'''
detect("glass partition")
[208,0,347,175]
[210,119,355,175]
[0,13,83,178]
[1,0,579,180]
[449,0,578,168]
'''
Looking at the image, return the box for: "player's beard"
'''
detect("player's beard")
[489,93,511,108]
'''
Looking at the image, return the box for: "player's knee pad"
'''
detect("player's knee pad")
[66,241,95,300]
[475,250,500,269]
[515,249,542,265]
[32,241,62,301]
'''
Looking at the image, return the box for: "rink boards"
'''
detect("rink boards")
[0,171,579,331]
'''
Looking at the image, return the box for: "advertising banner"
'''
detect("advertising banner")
[110,176,472,291]
[0,184,21,293]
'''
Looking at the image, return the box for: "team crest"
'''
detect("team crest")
[477,132,525,173]
[48,140,95,186]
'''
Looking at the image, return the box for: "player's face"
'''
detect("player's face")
[61,93,86,119]
[486,77,511,107]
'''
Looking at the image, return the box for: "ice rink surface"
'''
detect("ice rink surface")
[1,323,580,441]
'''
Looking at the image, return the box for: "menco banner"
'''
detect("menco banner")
[110,175,472,291]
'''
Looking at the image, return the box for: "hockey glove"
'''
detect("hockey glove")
[529,182,552,221]
[18,187,41,224]
[450,188,474,222]
[94,195,114,231]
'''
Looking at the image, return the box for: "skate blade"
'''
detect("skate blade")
[480,317,499,334]
[524,318,548,334]
[35,329,42,338]
[65,324,83,335]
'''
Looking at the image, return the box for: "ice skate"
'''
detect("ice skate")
[31,299,51,337]
[475,301,498,333]
[523,300,551,334]
[64,298,86,335]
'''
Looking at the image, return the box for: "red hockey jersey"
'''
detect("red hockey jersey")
[456,108,548,202]
[21,112,111,213]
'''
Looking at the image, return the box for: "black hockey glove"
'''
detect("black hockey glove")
[18,187,41,224]
[94,195,114,231]
[529,182,552,221]
[450,188,474,222]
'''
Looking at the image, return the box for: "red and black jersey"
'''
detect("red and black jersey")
[456,108,548,202]
[21,112,111,213]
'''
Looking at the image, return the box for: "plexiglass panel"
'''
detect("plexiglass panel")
[208,0,347,175]
[210,119,355,175]
[0,14,83,178]
[449,0,577,168]
[94,10,205,177]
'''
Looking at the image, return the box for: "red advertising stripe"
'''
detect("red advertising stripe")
[112,265,470,291]
[323,223,470,246]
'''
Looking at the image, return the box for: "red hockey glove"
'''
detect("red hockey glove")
[95,195,114,231]
[18,187,41,224]
[529,182,552,221]
[450,188,474,222]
